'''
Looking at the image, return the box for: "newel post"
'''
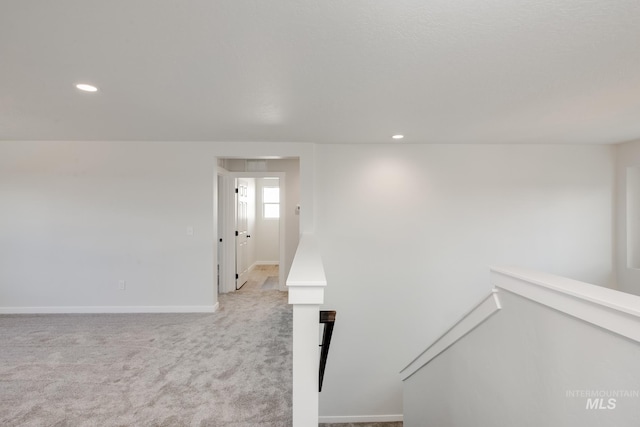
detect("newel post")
[287,234,327,427]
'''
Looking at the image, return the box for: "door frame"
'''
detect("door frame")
[216,166,229,295]
[221,171,286,293]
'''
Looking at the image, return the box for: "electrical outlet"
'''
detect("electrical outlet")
[186,226,194,236]
[118,279,126,290]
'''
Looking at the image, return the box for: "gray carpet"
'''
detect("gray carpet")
[0,288,292,426]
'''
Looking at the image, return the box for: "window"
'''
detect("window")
[263,186,280,219]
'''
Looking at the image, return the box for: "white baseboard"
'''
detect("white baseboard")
[0,303,219,314]
[319,415,403,423]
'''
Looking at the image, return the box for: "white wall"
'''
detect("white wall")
[0,141,313,311]
[404,290,640,426]
[255,177,280,264]
[616,139,640,296]
[315,144,615,419]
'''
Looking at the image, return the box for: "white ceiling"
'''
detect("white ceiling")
[2,0,640,144]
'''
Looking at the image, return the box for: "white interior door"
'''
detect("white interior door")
[235,178,250,289]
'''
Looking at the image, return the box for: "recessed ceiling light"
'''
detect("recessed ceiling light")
[392,134,404,140]
[75,83,98,92]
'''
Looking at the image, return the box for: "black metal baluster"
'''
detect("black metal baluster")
[319,310,336,392]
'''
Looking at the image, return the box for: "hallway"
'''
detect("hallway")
[238,264,280,292]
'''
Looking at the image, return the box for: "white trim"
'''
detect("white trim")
[491,266,640,343]
[400,290,501,381]
[216,166,231,294]
[319,415,403,423]
[0,303,219,314]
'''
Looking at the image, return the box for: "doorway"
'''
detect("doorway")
[216,162,288,294]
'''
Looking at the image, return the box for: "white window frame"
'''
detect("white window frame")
[263,186,280,219]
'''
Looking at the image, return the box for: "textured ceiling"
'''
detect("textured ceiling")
[1,0,640,144]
